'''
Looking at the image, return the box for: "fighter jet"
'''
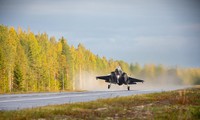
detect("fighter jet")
[96,66,144,90]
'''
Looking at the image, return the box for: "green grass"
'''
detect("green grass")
[0,86,200,120]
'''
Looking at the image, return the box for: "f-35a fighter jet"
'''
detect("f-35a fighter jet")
[96,66,144,90]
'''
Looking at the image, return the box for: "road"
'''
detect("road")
[0,86,188,111]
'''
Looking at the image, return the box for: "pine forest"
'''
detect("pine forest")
[0,25,200,93]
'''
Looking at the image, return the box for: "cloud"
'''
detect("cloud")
[134,36,188,48]
[5,0,128,16]
[1,0,200,67]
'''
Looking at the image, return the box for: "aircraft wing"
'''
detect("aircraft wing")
[128,77,144,83]
[96,75,111,81]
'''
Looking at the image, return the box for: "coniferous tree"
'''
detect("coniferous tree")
[0,24,200,93]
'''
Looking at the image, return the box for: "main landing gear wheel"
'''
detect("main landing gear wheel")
[127,86,130,91]
[108,84,111,89]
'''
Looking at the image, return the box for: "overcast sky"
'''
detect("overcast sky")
[0,0,200,67]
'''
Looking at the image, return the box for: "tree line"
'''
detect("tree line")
[0,25,199,93]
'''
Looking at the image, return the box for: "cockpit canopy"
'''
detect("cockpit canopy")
[115,66,123,75]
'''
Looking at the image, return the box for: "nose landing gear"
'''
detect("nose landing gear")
[108,84,111,89]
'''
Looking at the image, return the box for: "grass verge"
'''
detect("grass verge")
[0,86,200,120]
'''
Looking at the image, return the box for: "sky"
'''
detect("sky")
[0,0,200,67]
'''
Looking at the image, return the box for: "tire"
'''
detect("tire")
[108,85,111,89]
[127,86,130,91]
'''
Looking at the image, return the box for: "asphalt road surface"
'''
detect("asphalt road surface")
[0,86,188,111]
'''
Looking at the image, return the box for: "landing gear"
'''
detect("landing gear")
[108,84,111,89]
[127,86,130,91]
[108,77,112,89]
